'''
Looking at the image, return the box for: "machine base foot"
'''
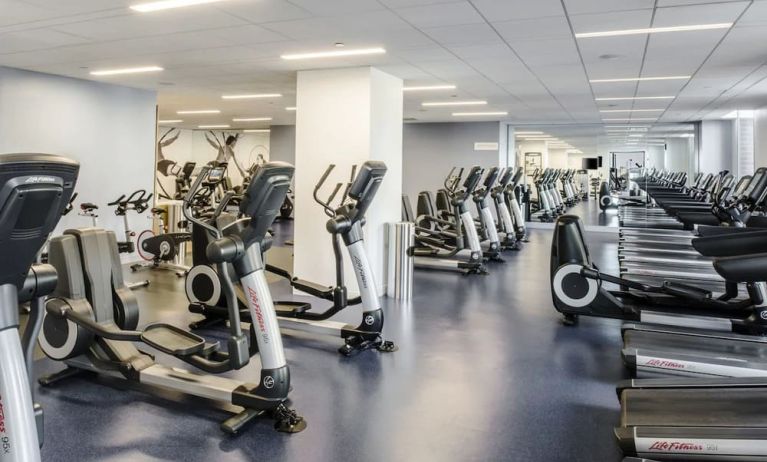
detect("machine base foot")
[271,404,306,433]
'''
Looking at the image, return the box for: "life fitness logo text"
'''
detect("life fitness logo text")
[25,176,55,183]
[352,256,368,289]
[645,359,686,369]
[649,441,704,452]
[247,286,270,345]
[0,394,10,455]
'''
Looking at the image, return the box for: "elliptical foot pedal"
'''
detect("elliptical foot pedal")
[274,302,311,317]
[141,323,207,356]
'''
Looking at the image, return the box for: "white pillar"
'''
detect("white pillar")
[294,67,403,296]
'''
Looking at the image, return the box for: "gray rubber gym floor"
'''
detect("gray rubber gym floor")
[31,221,625,462]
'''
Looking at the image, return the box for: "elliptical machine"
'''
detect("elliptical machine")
[186,162,397,356]
[38,162,306,434]
[0,153,79,462]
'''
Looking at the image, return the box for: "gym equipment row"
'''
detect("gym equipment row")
[529,168,589,222]
[401,166,529,275]
[0,152,404,462]
[549,164,767,460]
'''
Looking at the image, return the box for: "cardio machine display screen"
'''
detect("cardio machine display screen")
[208,167,224,183]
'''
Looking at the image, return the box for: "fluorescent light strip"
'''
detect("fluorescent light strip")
[403,85,456,91]
[177,109,220,114]
[232,117,272,122]
[244,129,270,133]
[199,124,229,129]
[515,131,544,135]
[576,23,731,39]
[222,94,282,100]
[90,66,163,76]
[596,96,674,101]
[158,119,182,123]
[130,0,226,12]
[453,112,508,117]
[281,47,386,60]
[603,118,657,121]
[605,125,651,128]
[591,76,690,83]
[422,101,486,107]
[286,107,296,111]
[599,109,665,113]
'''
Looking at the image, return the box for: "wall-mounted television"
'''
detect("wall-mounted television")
[582,157,599,170]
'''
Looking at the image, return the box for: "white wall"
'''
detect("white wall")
[548,148,568,168]
[754,108,767,168]
[156,128,269,198]
[269,125,296,165]
[294,67,402,296]
[665,138,694,178]
[402,122,501,203]
[699,120,735,174]
[0,66,157,260]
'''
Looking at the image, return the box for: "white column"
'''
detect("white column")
[294,67,403,296]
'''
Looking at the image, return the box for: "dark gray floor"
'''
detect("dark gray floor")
[32,223,626,462]
[529,197,619,228]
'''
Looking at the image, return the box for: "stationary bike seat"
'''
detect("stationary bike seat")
[141,323,207,356]
[80,203,98,211]
[151,207,165,215]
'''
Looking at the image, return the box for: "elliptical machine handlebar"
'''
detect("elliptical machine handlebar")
[183,166,223,240]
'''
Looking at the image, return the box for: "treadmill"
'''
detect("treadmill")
[617,171,767,286]
[617,376,767,460]
[621,237,767,379]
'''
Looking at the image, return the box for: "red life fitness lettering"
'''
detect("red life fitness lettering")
[645,359,686,369]
[649,441,704,452]
[247,286,270,344]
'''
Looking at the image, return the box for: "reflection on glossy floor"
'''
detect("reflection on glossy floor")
[567,197,620,228]
[33,223,625,462]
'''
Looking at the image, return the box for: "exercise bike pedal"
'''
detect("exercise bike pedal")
[141,323,207,357]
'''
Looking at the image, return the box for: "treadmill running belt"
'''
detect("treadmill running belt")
[619,387,767,459]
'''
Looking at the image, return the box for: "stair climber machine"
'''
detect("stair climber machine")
[472,166,504,259]
[186,162,397,356]
[37,162,306,434]
[549,215,767,334]
[403,166,487,274]
[0,153,79,462]
[489,168,521,250]
[106,189,152,290]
